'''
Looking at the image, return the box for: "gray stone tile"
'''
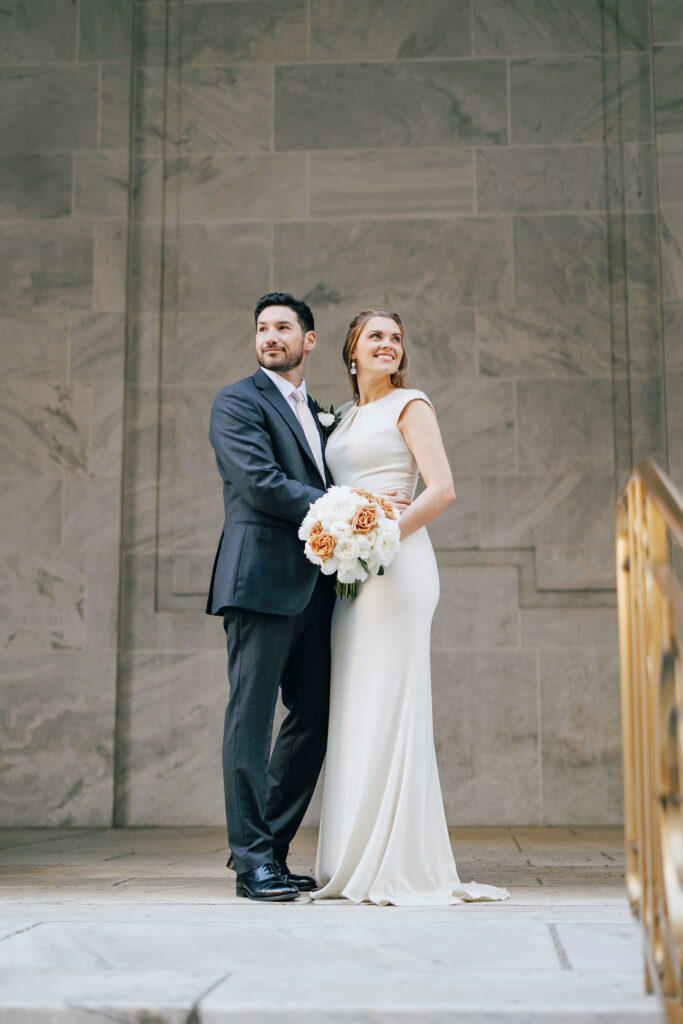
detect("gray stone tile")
[539,647,623,824]
[0,154,72,221]
[178,66,274,153]
[171,385,221,478]
[654,45,683,135]
[480,474,615,548]
[610,305,663,377]
[432,648,540,825]
[609,212,660,309]
[652,0,683,45]
[129,224,163,314]
[134,0,180,67]
[311,148,474,218]
[275,218,514,321]
[90,380,124,480]
[427,477,479,549]
[79,0,132,60]
[661,204,683,301]
[94,222,127,312]
[129,156,165,225]
[63,480,120,552]
[520,607,618,647]
[85,549,120,652]
[0,481,62,553]
[667,372,683,481]
[311,0,471,60]
[664,302,683,372]
[0,653,114,826]
[408,309,478,382]
[100,63,131,151]
[151,478,223,555]
[177,224,271,312]
[433,567,519,648]
[557,922,642,972]
[122,385,165,485]
[0,225,93,312]
[118,651,226,824]
[517,379,614,473]
[478,307,611,378]
[0,66,98,152]
[0,0,77,61]
[428,377,516,477]
[74,152,129,220]
[70,313,125,381]
[474,0,649,55]
[606,142,657,213]
[631,376,667,462]
[181,0,306,64]
[171,153,307,222]
[477,145,606,214]
[0,314,68,380]
[510,55,652,144]
[275,62,508,151]
[513,215,608,306]
[657,133,683,206]
[0,382,91,477]
[164,313,257,384]
[534,545,615,590]
[0,553,86,653]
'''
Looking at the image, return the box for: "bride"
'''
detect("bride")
[312,310,510,906]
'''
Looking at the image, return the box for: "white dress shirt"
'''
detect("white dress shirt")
[260,366,325,480]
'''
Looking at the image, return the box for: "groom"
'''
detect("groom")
[206,292,334,901]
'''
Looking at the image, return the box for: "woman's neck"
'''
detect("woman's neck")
[356,375,394,406]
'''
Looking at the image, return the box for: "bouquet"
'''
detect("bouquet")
[298,485,401,598]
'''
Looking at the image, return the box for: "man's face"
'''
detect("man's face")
[255,305,312,373]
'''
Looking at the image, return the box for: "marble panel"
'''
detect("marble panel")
[0,225,93,312]
[427,477,479,549]
[654,45,683,135]
[474,0,649,55]
[661,204,683,301]
[181,0,306,64]
[0,154,72,221]
[93,222,127,313]
[653,0,683,45]
[134,0,180,67]
[664,303,683,372]
[477,145,606,214]
[177,224,271,313]
[520,607,618,647]
[128,224,163,314]
[310,0,470,60]
[658,133,683,206]
[275,62,508,151]
[171,385,222,479]
[535,545,615,590]
[90,380,124,480]
[510,55,652,144]
[432,567,519,648]
[517,379,614,474]
[74,152,129,220]
[100,63,131,151]
[431,649,540,825]
[171,154,307,222]
[79,0,132,60]
[0,382,91,478]
[480,474,615,548]
[630,376,666,462]
[606,142,656,213]
[0,66,98,152]
[275,218,514,322]
[613,305,664,377]
[0,481,62,553]
[667,372,683,481]
[478,307,611,378]
[165,313,257,384]
[85,549,120,652]
[63,480,120,552]
[609,212,660,309]
[118,651,226,824]
[408,309,478,382]
[122,385,165,485]
[0,652,115,826]
[0,0,77,62]
[177,66,274,154]
[539,647,623,824]
[0,314,67,380]
[0,553,86,652]
[126,478,222,556]
[70,313,125,381]
[169,552,222,599]
[513,215,608,307]
[426,377,516,477]
[310,149,474,218]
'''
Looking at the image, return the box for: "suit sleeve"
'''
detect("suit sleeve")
[209,388,324,523]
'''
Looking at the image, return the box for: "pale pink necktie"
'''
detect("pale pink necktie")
[292,388,325,481]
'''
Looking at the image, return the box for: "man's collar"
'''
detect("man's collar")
[259,365,307,400]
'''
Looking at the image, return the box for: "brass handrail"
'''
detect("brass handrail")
[617,459,683,1022]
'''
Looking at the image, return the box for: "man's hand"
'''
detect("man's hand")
[382,490,411,514]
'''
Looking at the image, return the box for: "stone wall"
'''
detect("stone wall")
[1,0,680,828]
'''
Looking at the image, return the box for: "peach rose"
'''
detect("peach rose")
[377,496,396,520]
[309,521,323,539]
[353,488,375,502]
[351,504,379,534]
[308,530,336,561]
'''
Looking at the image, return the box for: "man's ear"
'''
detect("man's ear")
[304,330,316,353]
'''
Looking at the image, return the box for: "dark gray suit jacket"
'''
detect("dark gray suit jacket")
[206,368,332,617]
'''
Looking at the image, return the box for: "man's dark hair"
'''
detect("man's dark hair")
[253,292,314,335]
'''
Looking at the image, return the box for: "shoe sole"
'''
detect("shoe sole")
[235,885,299,902]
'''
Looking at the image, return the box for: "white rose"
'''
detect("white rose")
[334,536,360,564]
[329,520,353,539]
[317,412,336,428]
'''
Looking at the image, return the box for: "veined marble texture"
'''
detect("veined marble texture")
[661,204,683,301]
[478,307,612,378]
[535,544,616,590]
[0,66,98,152]
[0,154,72,221]
[516,379,614,473]
[0,314,67,380]
[654,45,683,135]
[0,481,62,553]
[0,382,91,477]
[74,152,129,221]
[100,63,131,151]
[433,566,520,649]
[657,133,683,206]
[0,225,94,312]
[428,377,516,477]
[0,553,86,653]
[0,0,77,62]
[171,153,307,222]
[653,0,683,46]
[78,0,132,61]
[181,0,306,65]
[513,215,609,306]
[70,313,125,382]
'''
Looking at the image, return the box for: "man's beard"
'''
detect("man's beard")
[257,342,305,373]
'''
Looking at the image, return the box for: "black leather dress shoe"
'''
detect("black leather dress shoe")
[277,861,318,892]
[235,862,299,901]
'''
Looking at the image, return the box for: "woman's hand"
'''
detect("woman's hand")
[381,489,411,514]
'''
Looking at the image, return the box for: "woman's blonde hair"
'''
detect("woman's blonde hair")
[342,309,408,398]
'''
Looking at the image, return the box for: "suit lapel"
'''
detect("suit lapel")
[253,369,325,483]
[307,394,332,487]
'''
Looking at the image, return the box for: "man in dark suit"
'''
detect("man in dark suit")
[207,292,334,901]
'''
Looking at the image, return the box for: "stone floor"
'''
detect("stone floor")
[0,826,664,1022]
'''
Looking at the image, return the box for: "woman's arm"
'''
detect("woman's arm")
[395,398,455,539]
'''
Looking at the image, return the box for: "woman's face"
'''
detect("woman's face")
[353,315,403,380]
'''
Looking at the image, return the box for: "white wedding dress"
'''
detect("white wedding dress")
[312,389,510,906]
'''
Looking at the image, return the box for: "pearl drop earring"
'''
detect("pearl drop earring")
[350,359,356,375]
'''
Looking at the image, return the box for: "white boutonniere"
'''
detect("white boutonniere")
[311,399,341,437]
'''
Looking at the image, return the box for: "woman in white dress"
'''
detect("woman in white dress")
[312,310,510,907]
